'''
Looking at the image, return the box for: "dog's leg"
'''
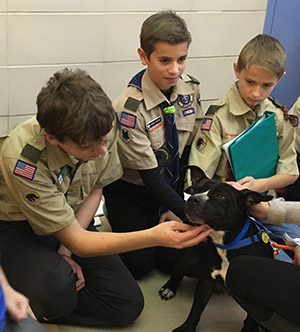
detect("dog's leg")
[158,274,184,300]
[172,277,215,332]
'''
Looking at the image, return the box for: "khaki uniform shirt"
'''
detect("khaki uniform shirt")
[290,96,300,153]
[0,117,122,235]
[113,69,203,185]
[268,198,300,225]
[189,83,298,181]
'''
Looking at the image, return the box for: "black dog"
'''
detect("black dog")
[158,166,274,332]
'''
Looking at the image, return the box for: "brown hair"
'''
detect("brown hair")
[36,68,115,146]
[140,10,191,58]
[237,34,286,78]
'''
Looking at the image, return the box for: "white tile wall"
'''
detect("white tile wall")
[0,0,268,134]
[0,1,5,12]
[106,0,192,12]
[8,14,105,66]
[7,0,107,12]
[0,68,8,116]
[0,14,7,66]
[191,0,267,10]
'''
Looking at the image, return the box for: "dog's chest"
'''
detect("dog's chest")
[210,231,229,281]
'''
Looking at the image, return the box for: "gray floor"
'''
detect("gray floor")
[42,217,247,332]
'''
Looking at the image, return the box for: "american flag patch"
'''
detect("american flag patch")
[119,112,137,128]
[13,160,37,181]
[201,118,213,131]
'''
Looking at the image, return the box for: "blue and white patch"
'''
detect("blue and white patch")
[119,112,137,129]
[13,160,37,181]
[182,108,195,117]
[121,128,132,142]
[178,94,193,108]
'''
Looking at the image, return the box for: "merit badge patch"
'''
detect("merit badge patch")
[201,118,213,131]
[119,112,137,128]
[121,128,132,142]
[146,116,162,133]
[182,108,195,117]
[13,160,37,181]
[25,192,40,205]
[178,94,193,108]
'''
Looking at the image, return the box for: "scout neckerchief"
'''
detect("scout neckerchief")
[160,89,180,189]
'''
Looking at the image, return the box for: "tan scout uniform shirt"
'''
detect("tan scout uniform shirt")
[113,69,203,185]
[189,82,298,181]
[0,117,122,235]
[290,96,300,153]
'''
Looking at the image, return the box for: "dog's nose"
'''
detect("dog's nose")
[188,194,202,205]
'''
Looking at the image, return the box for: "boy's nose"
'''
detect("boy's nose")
[251,86,261,97]
[168,62,180,74]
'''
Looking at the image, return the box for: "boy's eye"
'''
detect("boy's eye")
[160,58,169,64]
[178,56,187,63]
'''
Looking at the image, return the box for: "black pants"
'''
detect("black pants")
[103,179,181,279]
[226,256,300,332]
[0,221,144,327]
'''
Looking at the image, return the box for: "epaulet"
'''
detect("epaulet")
[21,144,42,163]
[206,104,222,115]
[185,74,200,84]
[268,96,285,110]
[124,97,141,112]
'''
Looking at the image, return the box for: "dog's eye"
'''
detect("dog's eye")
[216,193,225,199]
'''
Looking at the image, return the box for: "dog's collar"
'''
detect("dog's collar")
[214,216,270,250]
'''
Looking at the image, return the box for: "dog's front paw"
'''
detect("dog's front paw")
[158,286,175,300]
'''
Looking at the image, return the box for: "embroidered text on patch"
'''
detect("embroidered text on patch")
[201,118,213,131]
[13,160,37,181]
[119,112,137,128]
[183,108,195,116]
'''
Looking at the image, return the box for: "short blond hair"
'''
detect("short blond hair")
[237,34,286,78]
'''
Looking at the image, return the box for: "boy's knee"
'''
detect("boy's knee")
[32,271,77,321]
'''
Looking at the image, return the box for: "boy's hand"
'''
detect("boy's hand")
[5,288,29,321]
[238,176,264,192]
[152,221,213,249]
[60,255,85,291]
[159,211,183,223]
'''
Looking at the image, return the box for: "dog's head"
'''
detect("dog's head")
[184,166,273,231]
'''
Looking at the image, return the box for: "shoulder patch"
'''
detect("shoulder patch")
[21,144,42,163]
[268,96,298,126]
[186,74,200,84]
[201,118,213,131]
[124,97,141,112]
[206,105,222,115]
[13,159,37,181]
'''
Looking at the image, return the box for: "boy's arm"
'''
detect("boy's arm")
[188,113,223,179]
[238,173,298,193]
[54,219,213,257]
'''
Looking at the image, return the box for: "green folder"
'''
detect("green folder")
[223,111,279,181]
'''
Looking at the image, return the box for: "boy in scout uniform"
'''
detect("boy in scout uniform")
[189,34,300,260]
[0,69,211,327]
[103,11,203,279]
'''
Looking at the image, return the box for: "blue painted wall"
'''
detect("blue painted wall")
[264,0,300,109]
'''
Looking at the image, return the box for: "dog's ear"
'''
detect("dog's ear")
[239,189,273,208]
[181,165,208,194]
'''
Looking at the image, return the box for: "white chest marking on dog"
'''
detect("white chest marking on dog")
[210,231,229,281]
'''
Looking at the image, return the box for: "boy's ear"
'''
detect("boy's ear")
[43,131,59,145]
[233,62,240,79]
[137,47,148,66]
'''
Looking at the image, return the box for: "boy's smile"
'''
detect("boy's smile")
[138,41,189,91]
[234,63,281,109]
